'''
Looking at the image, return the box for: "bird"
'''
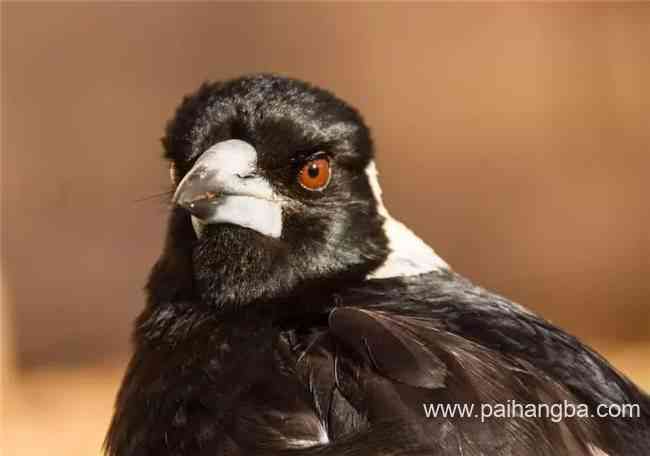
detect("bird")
[105,74,650,456]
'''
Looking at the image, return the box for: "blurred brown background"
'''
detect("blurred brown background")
[2,3,649,455]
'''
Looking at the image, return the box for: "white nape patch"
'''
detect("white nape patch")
[175,140,283,239]
[365,161,449,279]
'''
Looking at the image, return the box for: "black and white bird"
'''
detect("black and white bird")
[105,74,650,456]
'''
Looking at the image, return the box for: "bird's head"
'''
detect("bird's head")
[150,74,444,311]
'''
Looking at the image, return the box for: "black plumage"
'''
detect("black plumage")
[105,74,650,456]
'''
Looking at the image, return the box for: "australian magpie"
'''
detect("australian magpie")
[105,74,650,456]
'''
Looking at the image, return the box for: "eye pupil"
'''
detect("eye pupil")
[308,164,320,178]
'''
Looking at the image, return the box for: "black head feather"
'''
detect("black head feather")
[152,74,389,311]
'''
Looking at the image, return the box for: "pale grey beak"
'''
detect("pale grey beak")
[173,139,283,238]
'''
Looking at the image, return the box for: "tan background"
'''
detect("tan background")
[2,3,649,455]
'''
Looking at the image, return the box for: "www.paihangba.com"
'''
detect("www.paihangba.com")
[422,400,641,423]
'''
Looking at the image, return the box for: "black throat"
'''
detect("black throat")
[145,208,387,316]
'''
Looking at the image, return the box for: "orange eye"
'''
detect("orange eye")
[298,158,331,191]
